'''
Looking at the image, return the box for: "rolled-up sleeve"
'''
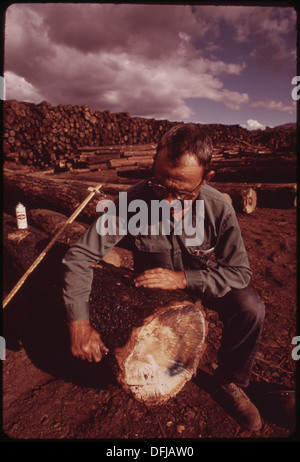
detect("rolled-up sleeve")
[185,211,252,298]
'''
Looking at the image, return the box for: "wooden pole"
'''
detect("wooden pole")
[2,183,102,309]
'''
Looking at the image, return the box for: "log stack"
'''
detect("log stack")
[3,100,172,170]
[4,100,296,183]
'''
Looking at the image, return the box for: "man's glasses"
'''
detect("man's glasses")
[147,177,204,201]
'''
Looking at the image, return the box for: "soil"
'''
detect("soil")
[1,167,298,443]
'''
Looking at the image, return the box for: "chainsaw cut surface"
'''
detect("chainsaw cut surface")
[116,303,206,405]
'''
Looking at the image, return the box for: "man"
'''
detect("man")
[62,124,265,432]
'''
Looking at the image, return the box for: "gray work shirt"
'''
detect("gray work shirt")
[62,181,252,321]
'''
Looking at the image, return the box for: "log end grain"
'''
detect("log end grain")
[114,301,206,405]
[89,263,206,405]
[242,188,257,214]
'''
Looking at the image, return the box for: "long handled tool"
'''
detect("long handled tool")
[3,183,102,309]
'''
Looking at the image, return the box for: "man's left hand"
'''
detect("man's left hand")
[134,268,187,290]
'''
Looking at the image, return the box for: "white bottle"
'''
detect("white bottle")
[16,202,28,229]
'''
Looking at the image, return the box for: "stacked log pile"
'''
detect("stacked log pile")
[74,144,157,172]
[3,100,172,170]
[4,100,296,183]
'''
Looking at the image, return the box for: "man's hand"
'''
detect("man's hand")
[69,319,109,362]
[134,268,187,290]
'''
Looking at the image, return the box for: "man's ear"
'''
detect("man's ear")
[203,170,215,184]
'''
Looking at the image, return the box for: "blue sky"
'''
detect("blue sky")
[4,3,297,130]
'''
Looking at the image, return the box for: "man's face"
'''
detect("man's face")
[152,148,207,205]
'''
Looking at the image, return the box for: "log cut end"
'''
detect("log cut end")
[242,188,257,214]
[114,302,206,405]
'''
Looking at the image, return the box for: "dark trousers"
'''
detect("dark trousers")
[202,287,265,387]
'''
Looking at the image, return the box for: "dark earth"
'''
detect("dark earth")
[1,168,298,443]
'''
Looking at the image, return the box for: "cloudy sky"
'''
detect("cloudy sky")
[4,3,297,129]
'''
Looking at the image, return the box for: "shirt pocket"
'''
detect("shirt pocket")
[185,243,216,268]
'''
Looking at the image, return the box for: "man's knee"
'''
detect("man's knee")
[230,287,265,325]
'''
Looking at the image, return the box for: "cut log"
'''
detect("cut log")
[211,184,257,214]
[3,213,51,281]
[3,214,206,406]
[254,183,297,209]
[27,209,88,246]
[77,146,123,153]
[211,182,296,209]
[3,170,113,223]
[4,170,296,231]
[109,156,154,168]
[89,263,206,405]
[27,208,122,266]
[222,193,232,205]
[213,158,296,183]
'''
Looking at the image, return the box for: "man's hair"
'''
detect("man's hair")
[155,123,213,173]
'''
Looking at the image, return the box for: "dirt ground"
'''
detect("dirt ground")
[1,168,299,443]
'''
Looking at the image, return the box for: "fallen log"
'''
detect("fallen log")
[89,263,206,405]
[254,183,297,208]
[3,170,113,223]
[78,152,122,164]
[27,208,123,267]
[109,156,154,168]
[3,213,52,281]
[211,184,257,214]
[77,146,122,153]
[213,160,296,183]
[211,182,296,209]
[3,213,206,406]
[4,170,296,236]
[27,209,88,246]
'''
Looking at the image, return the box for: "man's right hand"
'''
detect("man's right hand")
[69,319,109,362]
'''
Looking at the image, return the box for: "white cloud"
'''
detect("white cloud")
[4,4,252,120]
[241,119,266,131]
[4,71,43,103]
[3,4,296,124]
[251,99,296,115]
